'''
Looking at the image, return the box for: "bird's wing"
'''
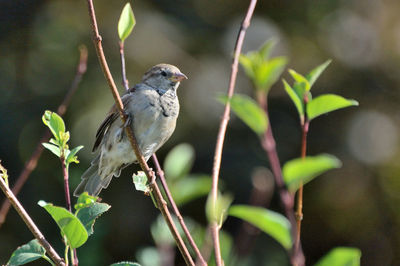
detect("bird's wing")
[92,111,118,152]
[92,89,136,152]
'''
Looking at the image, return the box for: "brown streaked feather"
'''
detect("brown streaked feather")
[92,111,118,152]
[92,91,136,152]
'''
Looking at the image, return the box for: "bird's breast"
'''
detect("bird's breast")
[101,89,179,163]
[127,92,179,158]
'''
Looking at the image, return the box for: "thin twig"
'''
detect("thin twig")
[60,157,78,265]
[210,224,222,266]
[57,46,88,116]
[294,96,310,258]
[85,1,194,265]
[119,41,130,91]
[61,159,72,212]
[260,116,295,215]
[0,163,65,266]
[72,249,78,266]
[0,46,88,228]
[152,155,207,266]
[257,92,305,266]
[209,0,257,265]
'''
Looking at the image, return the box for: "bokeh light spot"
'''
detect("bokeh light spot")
[347,110,398,164]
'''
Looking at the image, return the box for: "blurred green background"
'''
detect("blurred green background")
[1,0,400,265]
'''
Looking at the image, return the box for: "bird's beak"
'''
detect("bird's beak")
[170,72,188,82]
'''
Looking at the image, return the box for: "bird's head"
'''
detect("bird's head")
[142,63,187,91]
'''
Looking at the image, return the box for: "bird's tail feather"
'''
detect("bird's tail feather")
[74,157,114,197]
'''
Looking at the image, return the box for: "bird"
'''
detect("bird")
[74,64,187,197]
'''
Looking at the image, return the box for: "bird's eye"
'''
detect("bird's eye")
[161,71,167,77]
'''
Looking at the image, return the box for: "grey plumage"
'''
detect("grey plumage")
[74,64,186,196]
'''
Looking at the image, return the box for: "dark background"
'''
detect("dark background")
[1,0,400,265]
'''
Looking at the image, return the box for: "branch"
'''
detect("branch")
[61,159,72,212]
[0,46,88,228]
[60,157,78,266]
[257,92,305,266]
[152,155,207,266]
[260,115,294,214]
[85,1,194,265]
[57,46,88,116]
[209,0,257,265]
[119,41,130,91]
[0,163,65,266]
[294,96,310,258]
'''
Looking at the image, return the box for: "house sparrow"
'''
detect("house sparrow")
[74,64,187,196]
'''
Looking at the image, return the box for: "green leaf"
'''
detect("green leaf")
[0,164,9,187]
[315,247,361,266]
[7,239,48,266]
[110,262,141,266]
[76,202,111,236]
[42,110,65,141]
[239,40,286,93]
[283,79,304,120]
[42,110,51,124]
[206,192,233,227]
[306,60,331,88]
[255,57,287,92]
[118,3,136,41]
[288,69,310,91]
[66,145,84,165]
[74,192,98,211]
[150,214,182,246]
[218,230,233,266]
[293,82,307,103]
[59,131,70,148]
[38,200,88,248]
[164,143,195,181]
[283,154,342,193]
[42,143,61,158]
[218,94,268,136]
[306,94,359,121]
[169,175,212,206]
[136,247,160,266]
[132,171,149,193]
[259,39,276,60]
[229,205,292,250]
[239,54,255,80]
